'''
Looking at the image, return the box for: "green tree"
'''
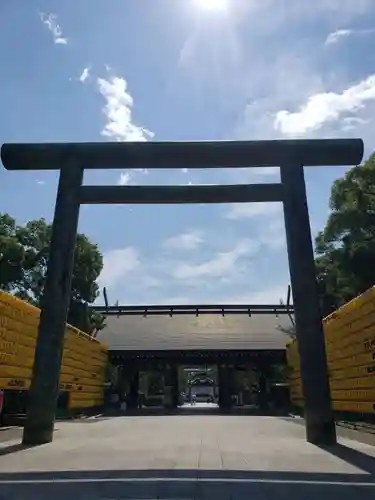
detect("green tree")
[315,152,375,315]
[0,213,28,289]
[0,214,105,335]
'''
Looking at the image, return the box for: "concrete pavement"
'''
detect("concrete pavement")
[0,426,22,444]
[0,413,375,498]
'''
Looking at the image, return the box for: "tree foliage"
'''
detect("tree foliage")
[315,152,375,316]
[0,214,105,335]
[0,213,39,289]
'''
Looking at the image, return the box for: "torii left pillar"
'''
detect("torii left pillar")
[23,163,83,446]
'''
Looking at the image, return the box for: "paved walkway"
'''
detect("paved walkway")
[1,415,375,499]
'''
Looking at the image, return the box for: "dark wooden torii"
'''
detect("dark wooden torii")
[1,138,364,446]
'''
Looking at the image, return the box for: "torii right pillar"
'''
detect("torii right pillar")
[281,163,336,446]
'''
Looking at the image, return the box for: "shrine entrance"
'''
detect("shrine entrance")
[0,138,364,446]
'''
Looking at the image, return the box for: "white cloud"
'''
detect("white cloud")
[141,284,290,305]
[325,29,352,45]
[234,54,328,145]
[163,230,204,251]
[97,74,154,183]
[258,218,286,251]
[36,179,45,185]
[250,1,374,29]
[341,116,370,131]
[144,284,290,305]
[172,238,258,280]
[223,284,290,305]
[79,67,90,83]
[226,202,282,220]
[117,172,132,186]
[240,166,279,178]
[98,247,140,289]
[97,75,154,142]
[325,28,373,45]
[40,13,68,45]
[95,230,289,305]
[274,74,375,136]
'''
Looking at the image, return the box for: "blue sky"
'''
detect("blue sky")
[1,0,375,306]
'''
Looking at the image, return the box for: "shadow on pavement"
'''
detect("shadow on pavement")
[317,443,375,475]
[0,443,35,457]
[0,468,374,499]
[285,415,375,448]
[0,429,59,457]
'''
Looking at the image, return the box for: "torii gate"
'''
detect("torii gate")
[1,138,364,446]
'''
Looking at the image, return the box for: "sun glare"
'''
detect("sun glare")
[194,0,228,12]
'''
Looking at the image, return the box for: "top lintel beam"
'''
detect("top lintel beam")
[1,139,364,171]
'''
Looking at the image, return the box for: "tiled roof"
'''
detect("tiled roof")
[97,313,294,351]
